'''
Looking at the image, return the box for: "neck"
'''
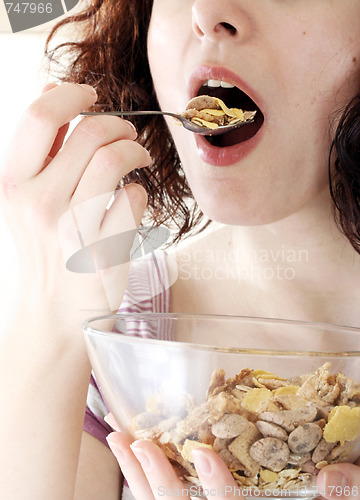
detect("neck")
[226,189,357,283]
[182,190,360,325]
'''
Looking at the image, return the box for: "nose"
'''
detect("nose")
[192,0,251,43]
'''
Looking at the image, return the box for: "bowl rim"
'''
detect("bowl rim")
[83,312,360,357]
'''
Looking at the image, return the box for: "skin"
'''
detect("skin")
[1,1,360,499]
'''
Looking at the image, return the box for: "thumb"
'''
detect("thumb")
[317,463,359,499]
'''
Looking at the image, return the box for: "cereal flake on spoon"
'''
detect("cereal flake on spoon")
[181,95,257,130]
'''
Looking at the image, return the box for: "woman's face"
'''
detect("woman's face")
[147,0,360,225]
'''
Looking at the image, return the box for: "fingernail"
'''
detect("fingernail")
[77,83,97,95]
[130,442,151,473]
[104,412,119,430]
[124,120,138,136]
[192,449,213,477]
[106,434,126,463]
[322,471,348,495]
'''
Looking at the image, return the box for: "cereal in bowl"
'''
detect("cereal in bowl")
[132,363,360,493]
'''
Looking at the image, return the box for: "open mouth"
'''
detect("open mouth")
[197,80,264,147]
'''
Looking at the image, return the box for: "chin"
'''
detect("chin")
[198,203,269,227]
[192,179,328,227]
[197,197,300,227]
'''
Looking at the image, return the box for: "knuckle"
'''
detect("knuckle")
[23,100,54,127]
[91,140,150,173]
[77,116,136,143]
[124,183,148,209]
[26,192,56,226]
[77,115,111,141]
[118,140,152,166]
[18,182,60,229]
[92,143,123,172]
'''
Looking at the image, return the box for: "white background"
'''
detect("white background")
[0,7,66,338]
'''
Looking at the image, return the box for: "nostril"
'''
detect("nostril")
[194,22,205,38]
[216,22,237,36]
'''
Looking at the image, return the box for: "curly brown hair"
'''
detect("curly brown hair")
[46,0,360,250]
[330,96,360,254]
[45,0,208,243]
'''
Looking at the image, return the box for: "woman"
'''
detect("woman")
[0,0,359,498]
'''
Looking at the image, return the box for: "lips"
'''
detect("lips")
[188,66,265,164]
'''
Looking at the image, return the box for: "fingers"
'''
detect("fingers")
[70,136,151,206]
[128,439,186,500]
[318,463,360,499]
[48,122,70,160]
[57,154,148,269]
[5,83,98,181]
[41,83,70,160]
[55,123,150,279]
[104,412,120,431]
[41,82,58,94]
[192,448,243,498]
[45,115,140,203]
[97,185,148,310]
[107,435,186,499]
[58,184,148,310]
[101,183,148,238]
[106,434,155,500]
[107,435,246,500]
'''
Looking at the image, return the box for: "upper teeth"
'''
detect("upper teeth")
[204,79,235,88]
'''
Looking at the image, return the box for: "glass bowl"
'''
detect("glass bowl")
[83,313,360,498]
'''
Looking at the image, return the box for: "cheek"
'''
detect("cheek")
[270,17,360,120]
[302,40,360,117]
[148,56,175,115]
[147,5,191,112]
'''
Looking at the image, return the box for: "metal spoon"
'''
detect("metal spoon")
[80,110,255,136]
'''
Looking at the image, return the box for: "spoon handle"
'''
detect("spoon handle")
[80,110,180,119]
